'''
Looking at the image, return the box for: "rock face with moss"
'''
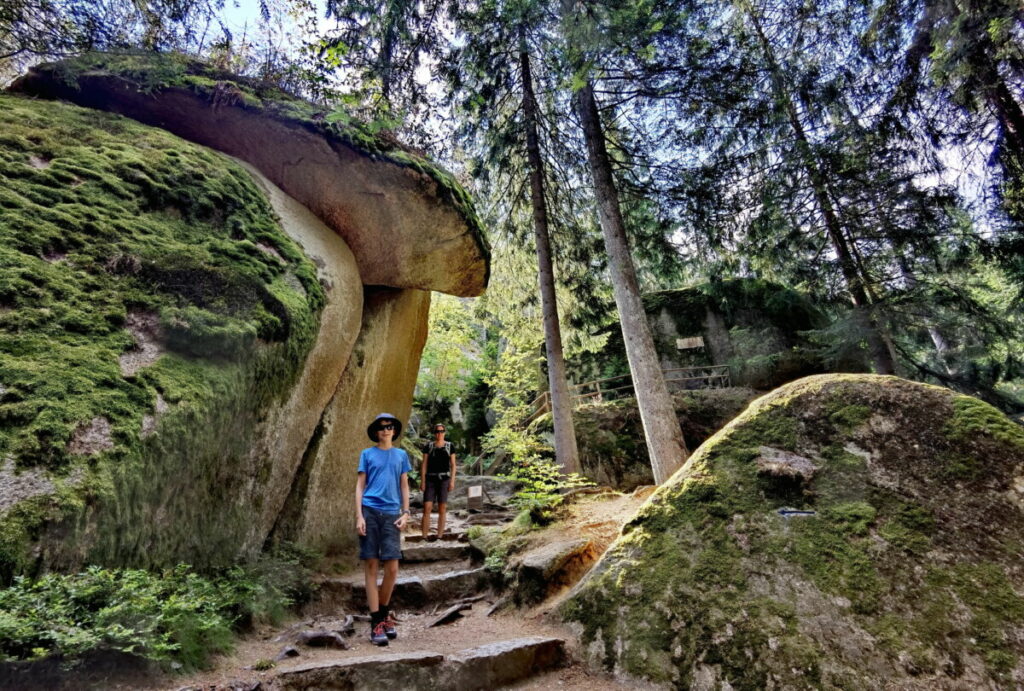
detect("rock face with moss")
[0,55,488,579]
[10,52,490,297]
[0,93,330,578]
[563,374,1024,689]
[573,388,760,491]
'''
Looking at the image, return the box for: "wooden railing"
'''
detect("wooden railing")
[524,365,731,426]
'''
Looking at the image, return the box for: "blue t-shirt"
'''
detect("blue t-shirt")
[358,446,411,513]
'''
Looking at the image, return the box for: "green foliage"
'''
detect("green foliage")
[415,294,483,416]
[0,555,309,670]
[500,458,594,522]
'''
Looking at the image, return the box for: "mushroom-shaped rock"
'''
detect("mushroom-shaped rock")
[10,52,489,297]
[562,374,1024,689]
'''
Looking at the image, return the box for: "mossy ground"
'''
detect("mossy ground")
[562,374,1024,688]
[0,94,324,581]
[14,51,489,273]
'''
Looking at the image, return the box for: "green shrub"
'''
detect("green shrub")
[0,546,317,671]
[500,458,594,523]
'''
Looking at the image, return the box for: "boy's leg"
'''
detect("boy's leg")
[379,558,399,607]
[363,558,380,613]
[421,500,433,538]
[437,502,447,538]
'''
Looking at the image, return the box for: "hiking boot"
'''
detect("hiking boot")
[370,620,389,646]
[384,612,398,639]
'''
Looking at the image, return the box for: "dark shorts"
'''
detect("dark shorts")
[423,474,450,504]
[358,505,402,561]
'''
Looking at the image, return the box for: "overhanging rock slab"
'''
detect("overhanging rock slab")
[10,53,489,297]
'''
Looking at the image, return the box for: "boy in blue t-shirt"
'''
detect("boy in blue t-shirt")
[356,412,411,646]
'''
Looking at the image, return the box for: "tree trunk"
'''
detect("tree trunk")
[520,44,580,474]
[575,80,688,484]
[741,2,895,374]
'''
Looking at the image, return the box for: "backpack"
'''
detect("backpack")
[424,441,452,475]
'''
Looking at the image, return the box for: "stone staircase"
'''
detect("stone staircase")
[259,512,569,690]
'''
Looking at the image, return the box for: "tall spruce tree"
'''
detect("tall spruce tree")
[445,1,586,474]
[560,0,691,483]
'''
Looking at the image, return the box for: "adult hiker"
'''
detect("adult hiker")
[420,423,456,541]
[356,412,411,646]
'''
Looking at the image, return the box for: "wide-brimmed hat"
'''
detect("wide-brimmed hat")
[367,413,403,441]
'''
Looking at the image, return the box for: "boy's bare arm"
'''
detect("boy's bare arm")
[355,473,367,535]
[396,473,410,529]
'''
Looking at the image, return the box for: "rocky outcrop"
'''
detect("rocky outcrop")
[575,279,839,391]
[10,53,489,297]
[573,387,760,490]
[0,54,489,578]
[563,374,1024,689]
[230,160,364,555]
[0,93,328,576]
[272,287,431,553]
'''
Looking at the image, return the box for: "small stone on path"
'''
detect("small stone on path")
[296,629,350,649]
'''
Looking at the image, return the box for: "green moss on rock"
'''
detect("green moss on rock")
[562,374,1024,688]
[12,51,489,268]
[0,94,324,581]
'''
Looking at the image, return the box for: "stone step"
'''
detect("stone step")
[275,636,566,690]
[404,531,465,543]
[402,542,471,563]
[317,566,492,611]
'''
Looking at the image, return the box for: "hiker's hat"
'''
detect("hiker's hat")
[367,412,403,441]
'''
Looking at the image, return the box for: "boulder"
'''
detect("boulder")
[10,53,489,297]
[0,94,328,575]
[563,374,1024,688]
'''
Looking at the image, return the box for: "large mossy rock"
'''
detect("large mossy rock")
[563,374,1024,689]
[9,52,489,297]
[0,94,330,578]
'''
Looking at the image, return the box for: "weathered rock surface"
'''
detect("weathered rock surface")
[230,160,363,555]
[273,287,431,554]
[11,53,489,297]
[563,374,1024,689]
[274,637,564,690]
[573,387,760,490]
[511,538,598,605]
[0,94,327,575]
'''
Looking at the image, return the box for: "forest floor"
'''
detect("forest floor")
[114,484,653,690]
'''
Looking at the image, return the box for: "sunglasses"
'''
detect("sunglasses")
[379,423,395,430]
[433,428,445,433]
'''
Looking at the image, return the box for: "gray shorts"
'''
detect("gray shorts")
[359,505,402,561]
[423,474,450,504]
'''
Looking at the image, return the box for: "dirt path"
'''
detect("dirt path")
[139,487,652,690]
